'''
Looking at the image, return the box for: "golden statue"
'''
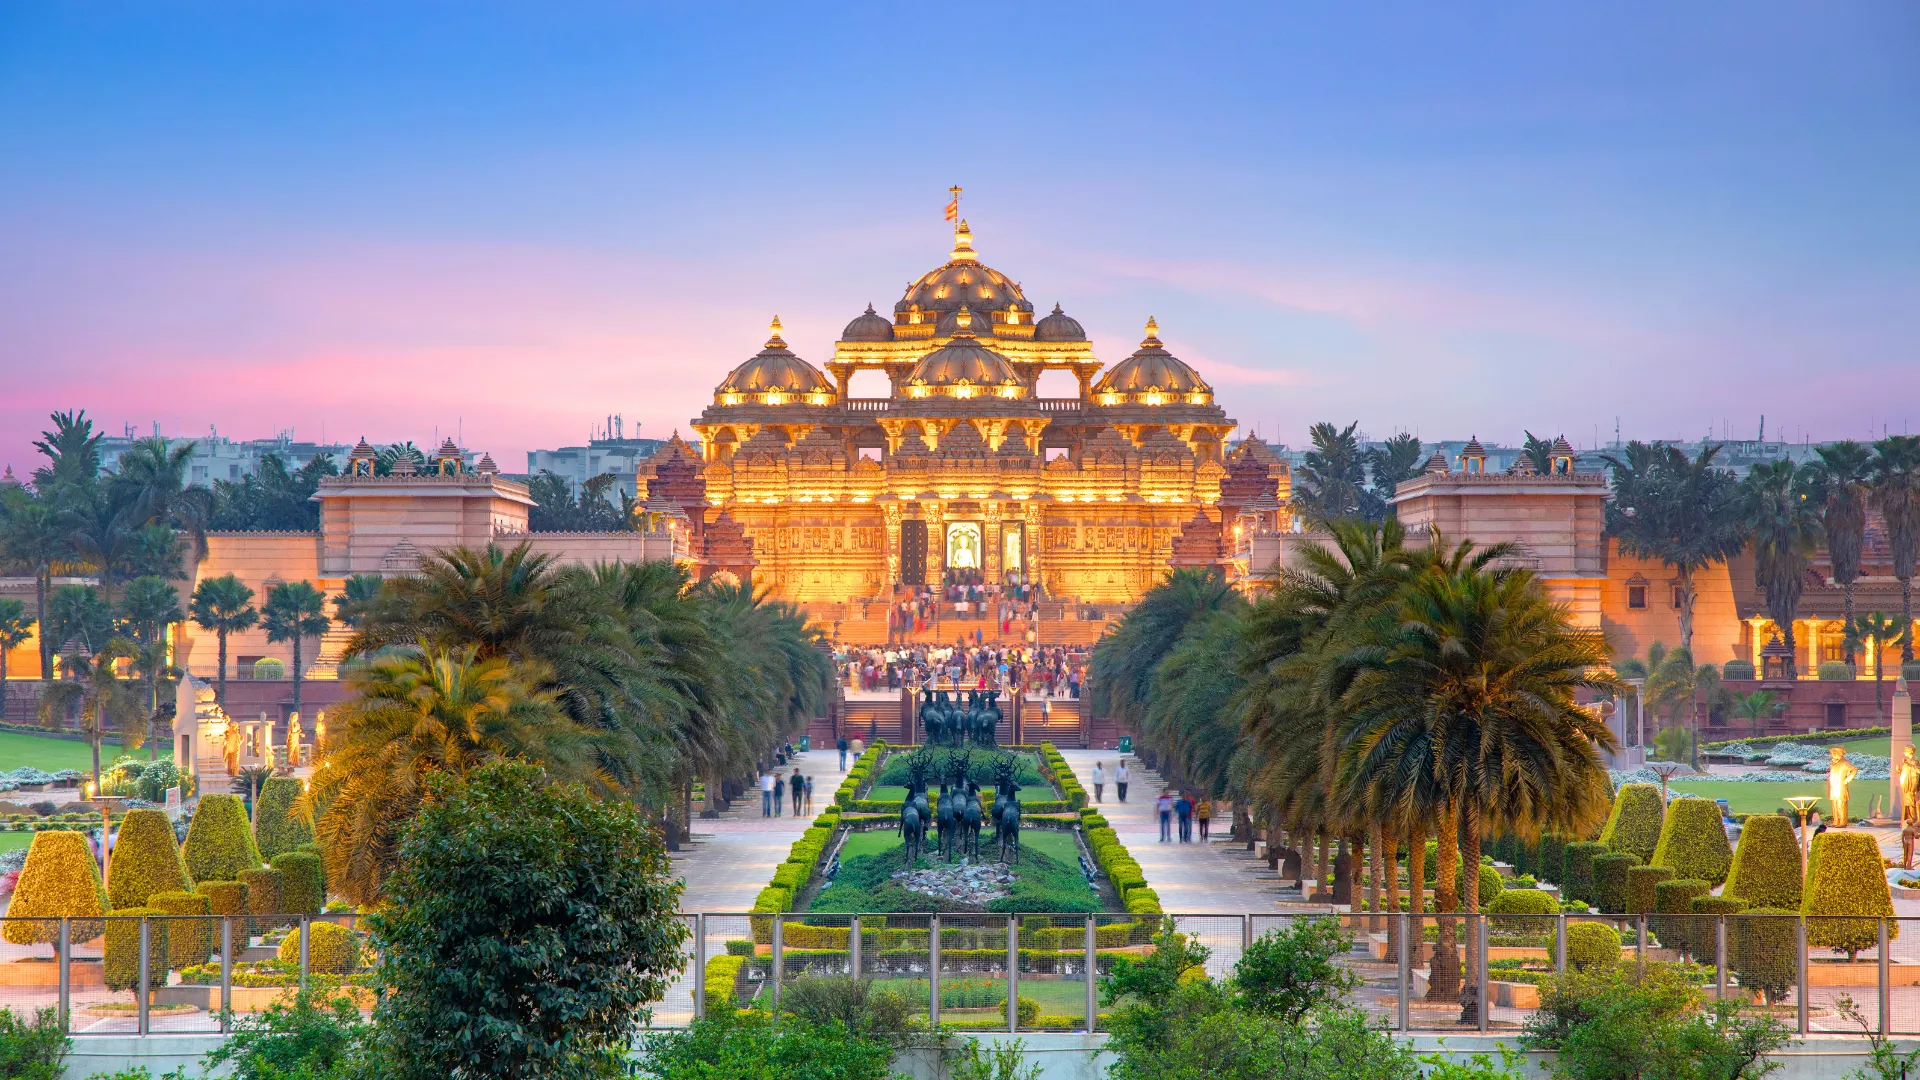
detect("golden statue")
[1901,746,1920,825]
[1829,746,1859,827]
[287,712,303,767]
[222,720,241,775]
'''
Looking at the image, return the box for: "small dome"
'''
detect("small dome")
[1034,303,1086,342]
[841,303,894,343]
[717,317,834,400]
[906,306,1021,393]
[1092,318,1211,401]
[897,221,1033,334]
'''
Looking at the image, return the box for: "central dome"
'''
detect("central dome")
[895,221,1034,334]
[906,306,1022,396]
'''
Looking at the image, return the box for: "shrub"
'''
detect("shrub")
[1724,814,1803,910]
[1591,853,1642,914]
[1818,661,1855,681]
[1563,842,1607,905]
[1692,895,1747,917]
[150,889,213,969]
[103,908,169,991]
[637,1009,895,1080]
[1723,660,1756,681]
[1556,921,1621,971]
[1512,835,1534,876]
[253,657,285,679]
[1489,888,1558,931]
[1625,864,1674,915]
[1651,879,1710,957]
[1478,863,1503,905]
[106,808,193,910]
[1730,908,1799,1004]
[185,794,263,883]
[1538,833,1566,885]
[240,867,285,932]
[1804,830,1898,960]
[253,777,314,860]
[1649,797,1732,886]
[277,920,362,974]
[1,830,107,945]
[273,851,325,916]
[196,879,249,921]
[704,954,747,1010]
[0,1006,68,1080]
[1599,784,1665,862]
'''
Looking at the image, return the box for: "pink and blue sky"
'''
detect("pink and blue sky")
[2,3,1916,472]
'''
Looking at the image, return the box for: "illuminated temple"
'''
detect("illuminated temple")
[650,221,1288,604]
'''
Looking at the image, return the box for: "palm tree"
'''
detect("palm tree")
[29,410,103,500]
[0,598,34,689]
[42,638,143,790]
[123,524,186,582]
[1603,442,1745,652]
[45,585,114,658]
[107,437,218,556]
[1740,460,1821,679]
[1810,442,1872,663]
[190,574,257,708]
[263,581,331,722]
[1852,612,1905,724]
[119,576,183,759]
[331,574,385,629]
[1091,566,1242,766]
[1294,421,1370,525]
[1729,690,1780,740]
[0,500,71,685]
[62,491,142,613]
[1519,431,1557,475]
[1870,436,1920,663]
[1365,433,1425,509]
[305,648,600,905]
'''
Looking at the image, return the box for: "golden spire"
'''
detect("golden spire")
[766,316,786,348]
[953,304,976,335]
[1142,317,1161,346]
[950,220,977,262]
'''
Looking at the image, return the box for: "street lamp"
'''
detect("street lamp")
[1648,761,1689,804]
[1784,794,1821,869]
[83,782,127,889]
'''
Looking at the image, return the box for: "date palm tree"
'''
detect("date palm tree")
[264,581,331,722]
[1740,459,1822,679]
[120,576,183,759]
[0,597,34,689]
[1810,442,1872,663]
[1852,612,1905,724]
[63,491,141,613]
[1870,436,1920,663]
[0,500,70,685]
[1729,690,1780,740]
[1603,442,1745,653]
[1294,421,1370,525]
[107,436,218,555]
[189,574,257,707]
[42,638,143,790]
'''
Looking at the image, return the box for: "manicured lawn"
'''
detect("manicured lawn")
[0,832,33,853]
[870,976,1099,1018]
[0,730,166,774]
[1667,778,1829,817]
[837,827,1080,867]
[1711,734,1890,756]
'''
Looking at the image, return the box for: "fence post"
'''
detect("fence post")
[221,916,234,1030]
[1636,913,1647,972]
[299,916,311,991]
[138,916,151,1036]
[692,914,706,1020]
[1796,917,1809,1036]
[930,914,941,1027]
[771,915,784,1014]
[1880,917,1891,1037]
[57,918,70,1032]
[1006,914,1020,1033]
[1476,914,1488,1034]
[850,914,862,980]
[1397,912,1411,1033]
[1085,914,1098,1034]
[1714,916,1726,1001]
[1555,914,1567,976]
[1243,914,1252,952]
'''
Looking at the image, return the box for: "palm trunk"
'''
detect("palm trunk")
[36,567,51,686]
[1782,619,1799,681]
[1382,828,1401,962]
[1315,829,1330,893]
[1905,578,1915,663]
[1677,566,1697,654]
[1461,809,1483,1000]
[1428,811,1462,999]
[1407,823,1426,918]
[1843,583,1858,665]
[217,630,229,709]
[1366,825,1384,934]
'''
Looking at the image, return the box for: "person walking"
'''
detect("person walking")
[804,774,815,814]
[1091,761,1106,803]
[837,735,849,771]
[772,771,784,818]
[1175,792,1194,842]
[1156,791,1174,843]
[1115,760,1130,803]
[791,769,805,816]
[760,769,774,817]
[1196,796,1213,841]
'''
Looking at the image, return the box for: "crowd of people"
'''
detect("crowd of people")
[836,642,1087,698]
[757,764,815,818]
[884,572,1048,641]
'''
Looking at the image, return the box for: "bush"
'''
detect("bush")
[1478,863,1503,906]
[1539,833,1566,885]
[704,954,747,1010]
[273,851,325,916]
[253,657,285,679]
[1730,908,1799,1004]
[637,1009,895,1080]
[1651,879,1710,957]
[1818,661,1855,681]
[103,907,169,991]
[1804,830,1897,960]
[240,867,285,932]
[1591,853,1641,914]
[0,1007,68,1080]
[1649,797,1732,886]
[1599,784,1665,862]
[106,807,193,910]
[1625,864,1674,916]
[1724,814,1802,910]
[1489,888,1558,932]
[197,879,249,920]
[1,830,107,945]
[1723,660,1756,681]
[1231,917,1359,1024]
[1556,922,1621,971]
[150,889,213,969]
[277,920,362,974]
[185,794,263,883]
[253,777,314,860]
[1563,842,1607,905]
[1691,895,1747,917]
[1512,835,1534,876]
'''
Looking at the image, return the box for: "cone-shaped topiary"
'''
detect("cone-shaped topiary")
[252,777,314,860]
[1804,830,1898,960]
[1730,908,1799,1004]
[1725,815,1803,910]
[106,808,193,910]
[1650,797,1733,886]
[1538,833,1566,885]
[271,851,324,916]
[195,879,248,920]
[277,920,361,974]
[1556,921,1622,970]
[239,866,285,933]
[184,794,262,884]
[2,830,108,946]
[1652,878,1711,958]
[1564,841,1607,905]
[149,889,213,969]
[1627,864,1675,915]
[1600,784,1666,862]
[103,908,169,991]
[1593,853,1642,913]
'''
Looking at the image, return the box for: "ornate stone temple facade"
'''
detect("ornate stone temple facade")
[666,221,1285,604]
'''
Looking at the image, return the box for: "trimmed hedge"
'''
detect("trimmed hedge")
[1,830,107,945]
[1592,853,1641,914]
[272,851,325,916]
[1651,879,1710,957]
[1626,865,1674,916]
[1600,784,1665,862]
[196,879,248,920]
[1725,815,1803,910]
[252,777,313,860]
[1538,833,1566,885]
[1692,895,1747,917]
[277,921,360,974]
[1563,842,1607,905]
[1039,744,1088,810]
[184,794,262,883]
[1488,887,1557,931]
[1731,908,1799,1004]
[705,953,748,1010]
[1804,830,1898,959]
[1650,797,1732,887]
[107,808,193,910]
[1557,921,1621,970]
[104,908,169,991]
[150,889,213,969]
[239,867,285,933]
[1723,660,1756,680]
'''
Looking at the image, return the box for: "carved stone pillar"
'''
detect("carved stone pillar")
[883,503,902,586]
[984,502,1003,581]
[1023,502,1044,593]
[925,501,945,584]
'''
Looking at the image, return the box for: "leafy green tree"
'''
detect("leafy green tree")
[61,490,142,613]
[369,760,689,1080]
[263,580,330,721]
[1871,435,1920,662]
[0,597,34,687]
[1603,442,1745,653]
[528,470,635,532]
[1293,421,1369,525]
[1740,459,1821,678]
[1232,917,1360,1024]
[1808,441,1873,663]
[190,573,258,707]
[635,1009,896,1080]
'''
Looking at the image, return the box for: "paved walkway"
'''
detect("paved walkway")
[670,744,851,913]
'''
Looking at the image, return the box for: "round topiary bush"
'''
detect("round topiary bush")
[1478,864,1503,906]
[1818,661,1855,681]
[252,777,313,860]
[1557,921,1622,971]
[1652,878,1710,957]
[1626,864,1675,915]
[2,830,107,946]
[239,866,285,933]
[276,920,361,974]
[1592,853,1642,913]
[107,808,192,910]
[1730,907,1799,1004]
[104,907,169,991]
[1600,784,1666,862]
[1538,833,1566,885]
[1725,814,1803,910]
[1563,841,1608,905]
[149,889,213,969]
[184,794,262,884]
[252,658,285,680]
[1488,887,1557,931]
[271,850,324,916]
[1651,797,1733,886]
[1723,660,1756,681]
[1804,830,1898,960]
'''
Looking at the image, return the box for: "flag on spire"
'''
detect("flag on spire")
[945,185,961,222]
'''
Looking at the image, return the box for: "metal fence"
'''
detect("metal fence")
[4,911,1917,1037]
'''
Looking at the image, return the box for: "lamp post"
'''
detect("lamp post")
[84,782,127,889]
[1648,761,1688,805]
[1784,795,1821,869]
